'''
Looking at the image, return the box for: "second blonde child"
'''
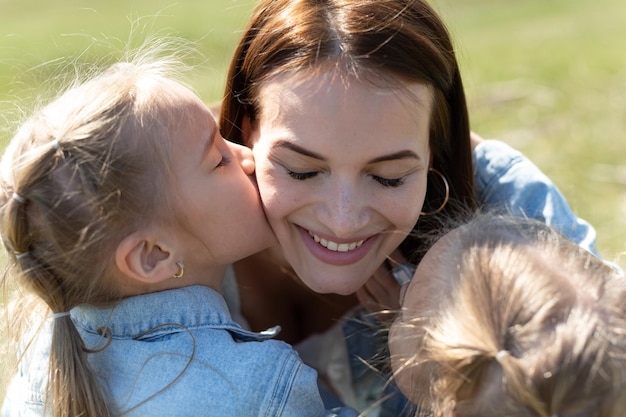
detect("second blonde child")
[390,214,626,417]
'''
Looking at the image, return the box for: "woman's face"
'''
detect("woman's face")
[245,72,432,294]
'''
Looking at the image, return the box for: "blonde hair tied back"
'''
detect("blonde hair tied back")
[402,213,626,417]
[0,37,199,417]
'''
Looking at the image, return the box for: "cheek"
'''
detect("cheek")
[253,162,294,220]
[250,149,277,203]
[385,180,427,230]
[389,320,406,372]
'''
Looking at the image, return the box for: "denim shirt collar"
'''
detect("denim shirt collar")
[70,285,280,343]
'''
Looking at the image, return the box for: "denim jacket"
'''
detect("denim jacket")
[473,139,598,255]
[2,286,358,417]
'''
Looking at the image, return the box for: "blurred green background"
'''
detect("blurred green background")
[440,0,626,269]
[1,0,625,400]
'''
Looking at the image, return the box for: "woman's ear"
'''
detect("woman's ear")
[241,115,255,144]
[115,230,177,285]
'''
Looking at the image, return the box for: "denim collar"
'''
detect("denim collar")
[70,285,280,343]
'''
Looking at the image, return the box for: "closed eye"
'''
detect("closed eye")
[372,175,405,188]
[287,170,318,180]
[215,155,231,169]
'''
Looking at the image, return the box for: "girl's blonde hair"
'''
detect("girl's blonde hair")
[0,43,193,417]
[398,214,626,417]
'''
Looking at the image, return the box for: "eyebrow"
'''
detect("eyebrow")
[273,140,422,163]
[369,151,421,164]
[274,140,322,159]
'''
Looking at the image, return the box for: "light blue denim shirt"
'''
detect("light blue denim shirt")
[2,286,358,417]
[473,139,598,256]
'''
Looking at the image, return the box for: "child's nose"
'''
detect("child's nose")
[228,141,255,175]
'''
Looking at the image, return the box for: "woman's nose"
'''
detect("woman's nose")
[320,180,370,237]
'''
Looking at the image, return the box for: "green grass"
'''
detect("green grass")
[1,0,626,402]
[0,0,257,120]
[434,0,626,266]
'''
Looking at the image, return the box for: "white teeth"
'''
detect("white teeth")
[337,243,349,252]
[308,231,365,252]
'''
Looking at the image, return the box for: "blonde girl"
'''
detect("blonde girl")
[390,213,626,416]
[0,47,356,417]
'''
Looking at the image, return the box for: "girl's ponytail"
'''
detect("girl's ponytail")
[48,316,113,417]
[3,188,114,417]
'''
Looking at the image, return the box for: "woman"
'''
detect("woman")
[217,0,599,414]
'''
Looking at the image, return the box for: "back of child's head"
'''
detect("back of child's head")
[0,46,193,417]
[392,213,626,417]
[0,54,190,307]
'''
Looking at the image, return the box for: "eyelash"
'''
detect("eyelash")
[372,176,405,188]
[287,169,405,188]
[287,170,317,180]
[216,155,231,168]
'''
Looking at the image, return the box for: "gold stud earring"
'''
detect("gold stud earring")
[172,261,184,279]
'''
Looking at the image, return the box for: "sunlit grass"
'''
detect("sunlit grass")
[0,0,256,126]
[435,0,626,266]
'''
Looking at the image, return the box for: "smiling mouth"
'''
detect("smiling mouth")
[308,231,365,252]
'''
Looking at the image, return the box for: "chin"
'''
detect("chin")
[302,276,361,295]
[324,286,357,296]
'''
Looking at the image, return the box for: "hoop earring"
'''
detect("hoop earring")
[420,168,449,216]
[172,261,184,279]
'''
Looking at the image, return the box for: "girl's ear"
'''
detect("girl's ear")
[115,230,177,285]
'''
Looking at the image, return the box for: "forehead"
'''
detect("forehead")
[402,229,460,309]
[257,70,433,124]
[252,72,434,175]
[148,79,212,126]
[253,73,433,163]
[151,78,203,108]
